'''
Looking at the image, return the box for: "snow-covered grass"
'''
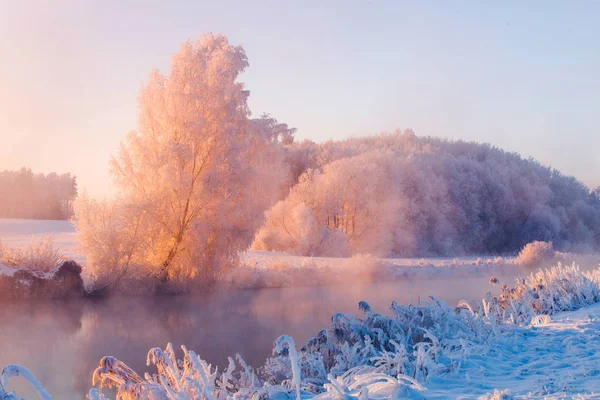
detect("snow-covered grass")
[0,365,51,400]
[0,237,65,275]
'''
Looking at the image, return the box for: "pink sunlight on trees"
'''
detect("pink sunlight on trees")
[73,34,294,293]
[254,131,600,257]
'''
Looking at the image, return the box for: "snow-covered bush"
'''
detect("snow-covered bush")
[488,263,600,322]
[253,201,351,257]
[0,237,65,274]
[228,257,340,288]
[515,241,555,269]
[0,259,84,300]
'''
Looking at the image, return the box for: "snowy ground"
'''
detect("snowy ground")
[426,303,600,398]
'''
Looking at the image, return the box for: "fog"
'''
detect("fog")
[0,273,515,399]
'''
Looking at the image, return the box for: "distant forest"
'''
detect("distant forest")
[254,131,600,257]
[0,168,77,220]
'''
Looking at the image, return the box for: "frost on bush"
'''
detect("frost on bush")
[516,241,555,269]
[0,238,83,300]
[83,263,600,399]
[227,254,389,289]
[0,237,65,274]
[0,259,84,300]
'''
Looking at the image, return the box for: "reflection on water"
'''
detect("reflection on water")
[0,274,512,399]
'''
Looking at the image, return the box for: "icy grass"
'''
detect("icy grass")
[75,262,600,400]
[0,365,51,400]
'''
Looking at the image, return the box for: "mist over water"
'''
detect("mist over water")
[0,273,515,399]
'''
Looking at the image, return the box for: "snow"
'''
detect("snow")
[241,250,508,270]
[424,303,600,398]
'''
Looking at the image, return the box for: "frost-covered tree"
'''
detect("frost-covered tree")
[253,200,351,257]
[74,34,293,291]
[255,130,600,257]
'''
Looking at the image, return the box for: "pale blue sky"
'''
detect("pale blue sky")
[1,1,599,196]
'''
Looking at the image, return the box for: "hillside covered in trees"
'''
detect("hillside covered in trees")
[0,168,77,220]
[254,130,600,257]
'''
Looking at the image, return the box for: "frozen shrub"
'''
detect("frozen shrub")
[0,260,84,300]
[253,202,351,257]
[264,258,292,272]
[262,259,294,287]
[491,263,600,321]
[225,262,266,289]
[0,237,65,274]
[516,241,555,269]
